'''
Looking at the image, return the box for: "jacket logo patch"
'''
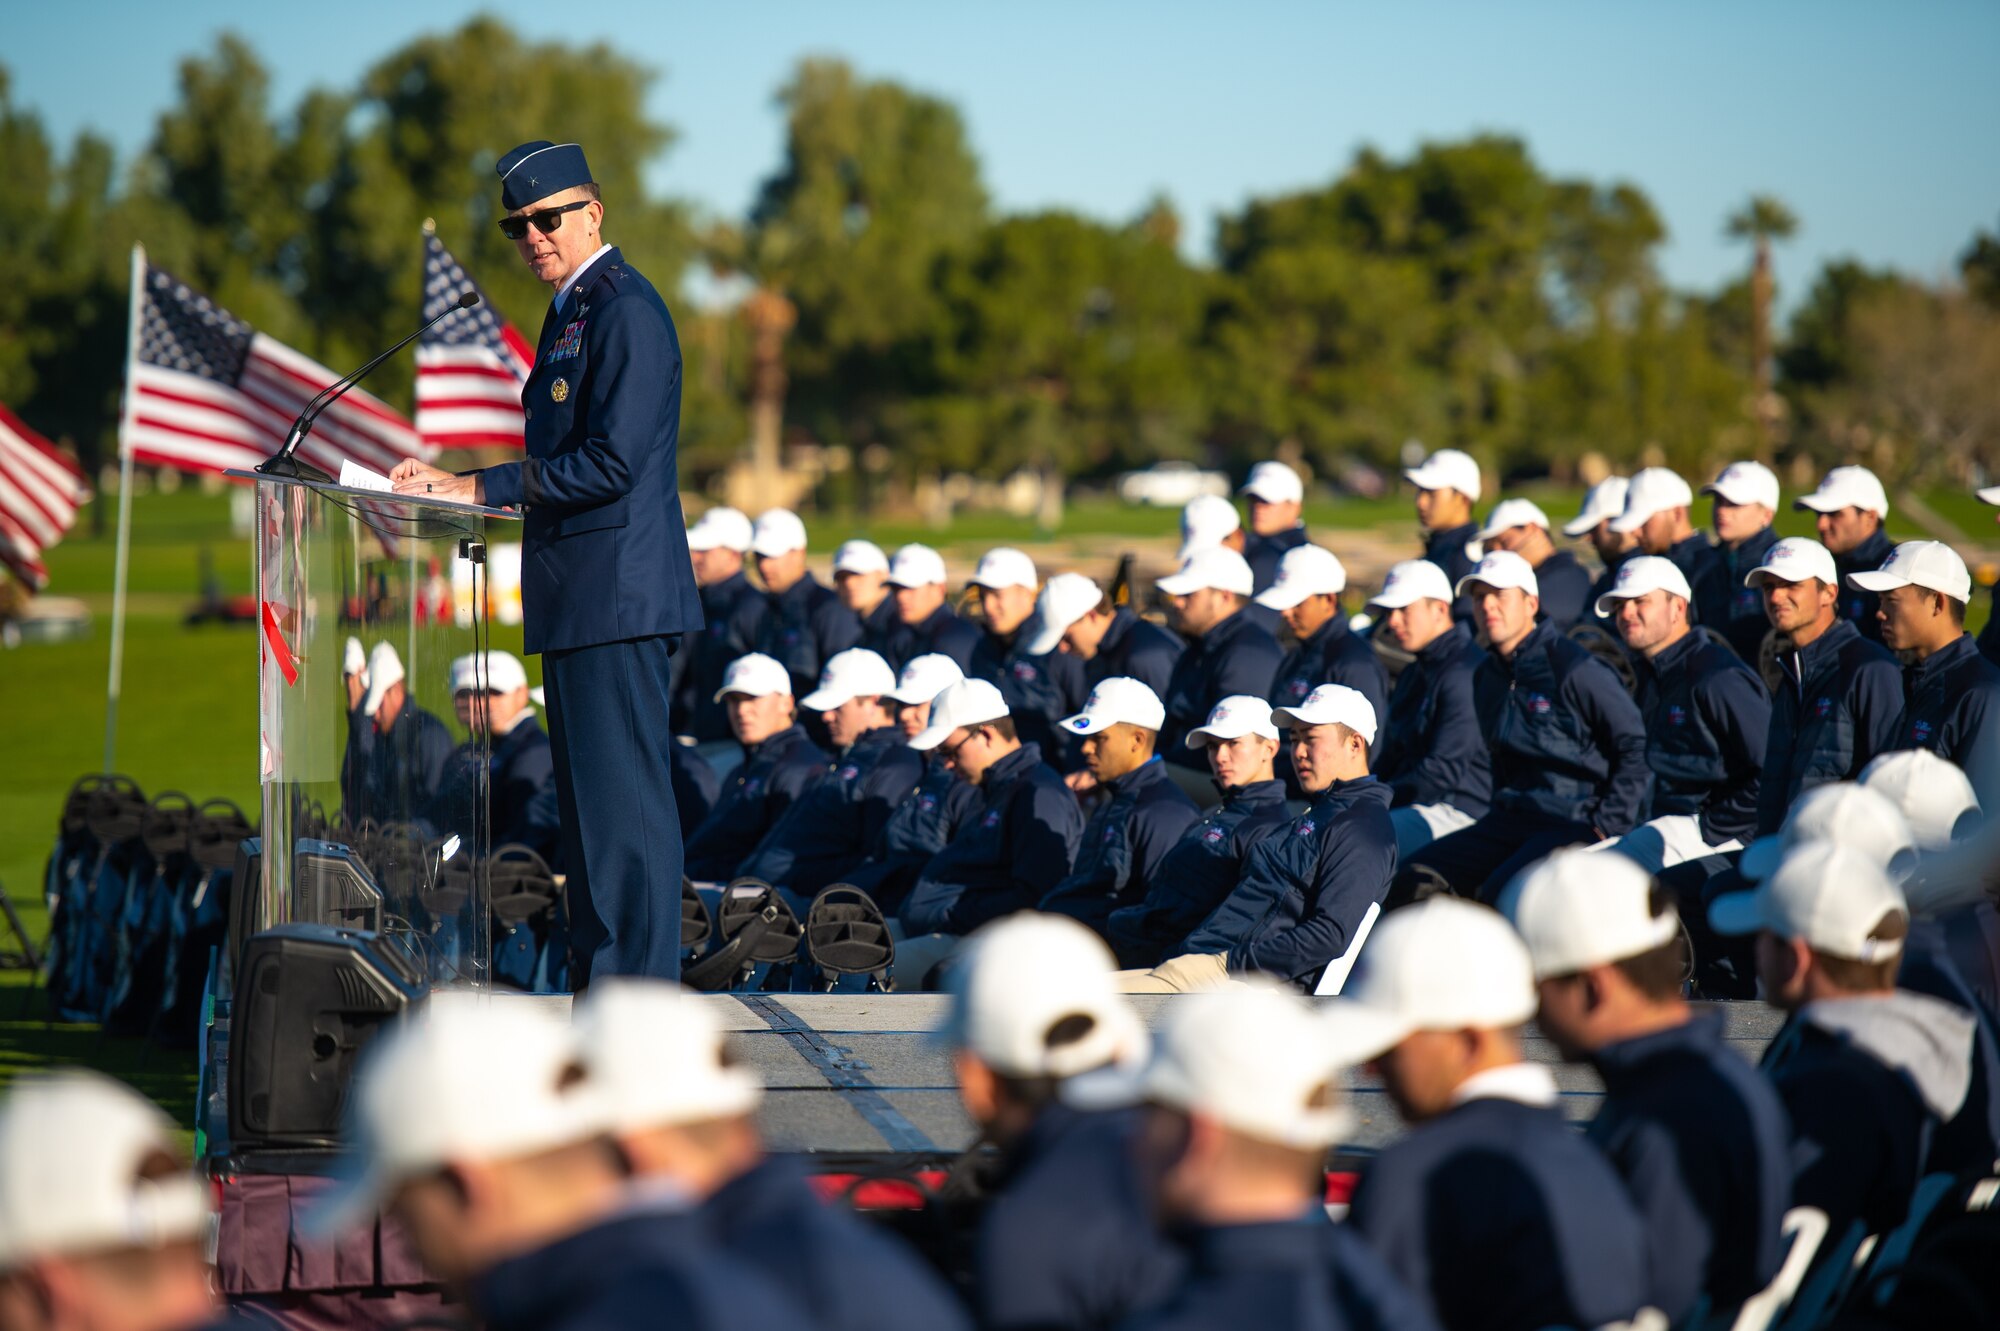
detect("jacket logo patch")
[1814,696,1834,720]
[918,793,939,813]
[1203,826,1227,845]
[836,764,861,782]
[1735,588,1761,613]
[982,810,1002,829]
[1665,704,1688,727]
[742,777,764,798]
[1011,661,1039,683]
[549,319,586,361]
[1294,817,1317,837]
[1911,719,1934,744]
[1101,823,1119,843]
[1524,692,1553,716]
[1286,678,1310,700]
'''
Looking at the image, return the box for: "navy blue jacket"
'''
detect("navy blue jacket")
[1348,1094,1651,1331]
[1891,633,2000,805]
[1474,622,1651,835]
[755,573,864,702]
[1123,1213,1439,1331]
[1588,549,1633,613]
[704,1158,970,1331]
[1588,1012,1793,1320]
[901,743,1084,935]
[1980,582,2000,668]
[433,716,560,860]
[1531,549,1592,631]
[737,726,925,896]
[1756,619,1903,836]
[1695,526,1780,665]
[1105,779,1291,968]
[843,755,977,910]
[1425,523,1481,625]
[683,725,827,880]
[343,700,456,833]
[1373,623,1492,818]
[978,1105,1184,1331]
[673,569,768,741]
[1270,616,1389,731]
[673,740,720,838]
[1089,608,1185,701]
[1245,525,1310,591]
[471,1206,806,1331]
[873,602,982,673]
[1041,759,1200,931]
[1898,922,2000,1182]
[1162,611,1284,769]
[1661,532,1719,623]
[1635,630,1771,846]
[1183,777,1395,988]
[480,249,703,655]
[975,619,1091,767]
[1835,527,1896,645]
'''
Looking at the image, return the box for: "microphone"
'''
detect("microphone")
[258,291,481,482]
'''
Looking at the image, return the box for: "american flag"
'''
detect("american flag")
[124,264,430,479]
[415,232,532,449]
[0,402,90,589]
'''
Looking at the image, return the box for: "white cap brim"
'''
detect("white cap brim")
[1792,494,1845,513]
[1022,617,1072,657]
[1321,1003,1414,1068]
[1979,487,2000,507]
[1845,570,1911,594]
[360,671,401,718]
[1185,720,1275,747]
[1706,889,1764,938]
[1253,581,1316,611]
[1738,836,1784,881]
[1606,505,1657,535]
[1559,513,1603,537]
[799,686,854,712]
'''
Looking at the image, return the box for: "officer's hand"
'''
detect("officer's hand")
[345,672,365,711]
[1065,769,1098,796]
[392,464,482,506]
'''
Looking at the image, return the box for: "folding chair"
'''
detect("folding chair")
[1314,901,1382,996]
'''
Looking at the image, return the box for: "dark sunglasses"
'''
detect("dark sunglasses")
[497,199,592,240]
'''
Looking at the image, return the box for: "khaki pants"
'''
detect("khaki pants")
[1112,952,1230,994]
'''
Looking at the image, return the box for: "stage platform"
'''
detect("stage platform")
[503,994,1789,1156]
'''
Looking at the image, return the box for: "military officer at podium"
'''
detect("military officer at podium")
[393,140,702,987]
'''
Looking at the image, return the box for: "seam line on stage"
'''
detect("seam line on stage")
[739,995,938,1152]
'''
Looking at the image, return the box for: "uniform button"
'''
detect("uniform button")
[525,407,533,420]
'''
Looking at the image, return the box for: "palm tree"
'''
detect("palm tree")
[1727,195,1799,454]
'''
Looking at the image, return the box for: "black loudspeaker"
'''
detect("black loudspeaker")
[227,836,264,976]
[228,923,427,1149]
[292,839,384,933]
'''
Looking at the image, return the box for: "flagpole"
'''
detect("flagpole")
[103,243,144,772]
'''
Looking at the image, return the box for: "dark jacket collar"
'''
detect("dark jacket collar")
[1641,628,1704,679]
[702,1156,806,1231]
[472,1206,701,1331]
[1839,528,1896,574]
[774,572,824,609]
[982,741,1044,790]
[1726,525,1779,566]
[1221,777,1288,809]
[1911,633,1980,687]
[1202,607,1263,652]
[1428,523,1477,553]
[846,725,906,759]
[1105,756,1172,798]
[1188,1211,1328,1273]
[1099,606,1139,656]
[1417,620,1476,667]
[1307,773,1385,813]
[1493,620,1557,674]
[1668,532,1712,565]
[1301,612,1352,652]
[1593,1008,1724,1082]
[749,723,810,761]
[914,602,959,636]
[1791,617,1860,675]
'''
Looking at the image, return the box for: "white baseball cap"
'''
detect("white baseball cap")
[907,677,1011,751]
[1157,547,1256,598]
[570,980,763,1131]
[1179,494,1242,560]
[1739,782,1918,883]
[1254,545,1348,610]
[970,547,1038,591]
[1860,750,1980,852]
[938,913,1149,1081]
[713,652,793,703]
[799,648,898,711]
[1609,468,1695,534]
[1847,540,1973,603]
[360,641,405,718]
[1455,549,1540,600]
[1403,448,1482,501]
[1323,898,1539,1066]
[1242,460,1305,505]
[1023,572,1106,655]
[750,508,809,557]
[1272,682,1378,745]
[1476,498,1552,541]
[343,635,368,679]
[0,1071,211,1267]
[1703,461,1781,511]
[1708,842,1908,963]
[1795,466,1889,518]
[888,652,966,706]
[1060,677,1167,735]
[1185,695,1281,747]
[1501,850,1680,979]
[306,1000,605,1238]
[1563,476,1630,538]
[687,506,754,553]
[1980,485,2000,507]
[886,543,948,588]
[833,539,890,576]
[449,650,531,696]
[1368,559,1456,610]
[1593,554,1693,618]
[1745,537,1838,588]
[1088,982,1352,1150]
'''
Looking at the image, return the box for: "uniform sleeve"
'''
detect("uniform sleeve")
[1695,666,1771,847]
[1394,668,1489,811]
[1234,808,1397,985]
[773,748,828,813]
[860,751,925,860]
[817,599,865,659]
[1943,681,2000,809]
[1345,1164,1438,1326]
[1595,1117,1712,1321]
[1569,662,1651,837]
[1011,780,1085,903]
[481,297,676,512]
[1212,629,1283,703]
[1849,657,1907,773]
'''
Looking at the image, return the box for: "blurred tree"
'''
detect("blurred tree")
[1725,194,1797,455]
[1962,219,2000,310]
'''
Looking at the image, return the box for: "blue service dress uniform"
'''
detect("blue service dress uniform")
[478,245,704,985]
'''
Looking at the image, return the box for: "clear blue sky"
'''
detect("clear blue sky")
[10,1,1997,312]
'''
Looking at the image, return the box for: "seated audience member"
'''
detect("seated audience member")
[969,547,1088,760]
[1178,493,1244,561]
[683,653,827,882]
[1395,552,1649,904]
[1119,685,1393,993]
[1404,447,1483,625]
[832,539,898,649]
[842,654,978,912]
[1039,679,1200,932]
[1157,548,1283,769]
[736,648,922,899]
[571,982,970,1331]
[1590,557,1770,872]
[1979,483,2000,667]
[877,543,980,672]
[1326,899,1653,1331]
[749,508,863,701]
[1105,984,1440,1331]
[0,1072,217,1331]
[1797,465,1895,643]
[1695,462,1782,665]
[1105,697,1293,969]
[1565,476,1634,607]
[1608,468,1717,605]
[343,640,456,831]
[433,650,560,860]
[1240,461,1311,593]
[939,915,1183,1331]
[1862,750,1998,1015]
[1505,851,1791,1321]
[898,681,1083,941]
[1257,544,1389,727]
[675,506,767,742]
[1365,560,1493,860]
[1026,573,1183,699]
[1476,499,1591,630]
[1710,844,1976,1253]
[673,739,721,839]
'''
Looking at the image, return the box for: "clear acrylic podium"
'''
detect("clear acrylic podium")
[231,471,520,988]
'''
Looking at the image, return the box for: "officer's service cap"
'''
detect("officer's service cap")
[1455,550,1540,601]
[1403,448,1483,502]
[936,913,1148,1082]
[1157,547,1255,598]
[1059,677,1166,735]
[713,652,793,703]
[1860,750,1979,853]
[1322,898,1539,1066]
[1744,537,1838,588]
[1703,461,1781,511]
[1593,555,1693,619]
[1023,572,1105,655]
[570,980,763,1131]
[1795,465,1889,518]
[907,678,1010,751]
[687,506,753,553]
[1739,782,1917,884]
[1254,544,1348,610]
[1476,498,1552,541]
[886,543,948,588]
[1563,475,1630,537]
[1501,849,1679,979]
[1368,559,1456,610]
[889,653,965,707]
[1273,683,1378,745]
[1709,843,1908,963]
[497,141,594,212]
[1185,695,1281,747]
[800,648,897,712]
[1608,467,1695,534]
[1847,540,1972,603]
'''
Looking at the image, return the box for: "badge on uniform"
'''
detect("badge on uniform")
[551,378,569,403]
[549,319,587,361]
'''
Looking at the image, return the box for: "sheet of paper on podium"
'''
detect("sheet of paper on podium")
[338,459,395,493]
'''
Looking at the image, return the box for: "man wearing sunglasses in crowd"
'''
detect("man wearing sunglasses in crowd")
[393,141,703,987]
